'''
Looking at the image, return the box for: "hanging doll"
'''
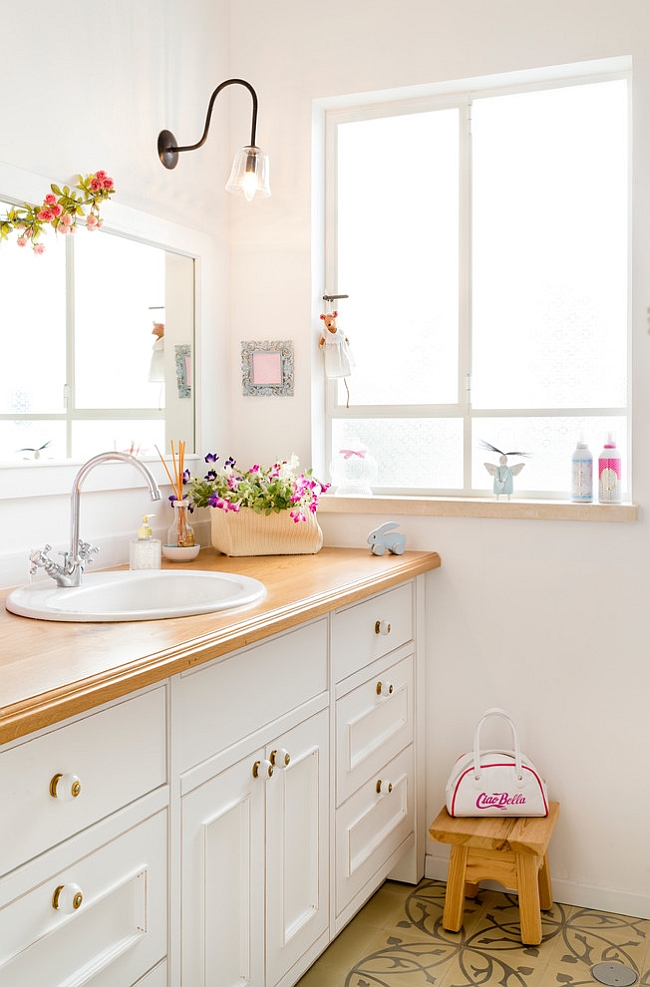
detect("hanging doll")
[480,440,530,500]
[319,310,354,406]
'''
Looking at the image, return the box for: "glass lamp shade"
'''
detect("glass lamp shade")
[226,146,271,201]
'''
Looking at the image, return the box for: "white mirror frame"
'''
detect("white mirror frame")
[0,160,219,501]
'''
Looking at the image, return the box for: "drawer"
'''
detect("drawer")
[0,808,167,987]
[336,744,414,916]
[174,618,328,772]
[331,582,413,683]
[0,687,167,876]
[336,654,413,807]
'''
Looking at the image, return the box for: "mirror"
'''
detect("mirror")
[0,187,195,464]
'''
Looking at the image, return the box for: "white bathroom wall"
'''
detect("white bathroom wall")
[0,0,231,580]
[227,0,650,915]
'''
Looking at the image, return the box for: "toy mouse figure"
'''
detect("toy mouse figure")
[480,440,530,500]
[319,310,354,378]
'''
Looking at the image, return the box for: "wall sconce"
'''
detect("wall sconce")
[157,78,271,201]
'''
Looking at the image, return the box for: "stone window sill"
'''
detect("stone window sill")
[318,494,637,522]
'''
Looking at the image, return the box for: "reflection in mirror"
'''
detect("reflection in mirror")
[0,199,195,463]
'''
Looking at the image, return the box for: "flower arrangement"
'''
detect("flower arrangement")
[0,170,115,253]
[188,454,330,523]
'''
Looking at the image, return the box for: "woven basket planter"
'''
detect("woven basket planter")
[210,507,323,556]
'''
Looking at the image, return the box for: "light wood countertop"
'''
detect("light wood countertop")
[0,547,440,746]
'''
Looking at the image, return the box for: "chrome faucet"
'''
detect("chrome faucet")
[29,451,162,587]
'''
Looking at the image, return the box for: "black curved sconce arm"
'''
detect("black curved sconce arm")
[158,78,259,170]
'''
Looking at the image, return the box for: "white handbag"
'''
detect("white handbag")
[445,708,549,817]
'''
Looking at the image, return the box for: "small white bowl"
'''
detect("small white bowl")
[162,544,201,562]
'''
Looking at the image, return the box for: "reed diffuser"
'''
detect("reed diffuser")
[156,441,196,548]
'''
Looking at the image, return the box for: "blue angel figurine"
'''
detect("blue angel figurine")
[480,440,529,500]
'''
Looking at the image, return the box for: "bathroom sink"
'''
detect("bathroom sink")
[5,569,267,622]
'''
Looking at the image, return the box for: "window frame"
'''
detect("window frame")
[323,67,632,501]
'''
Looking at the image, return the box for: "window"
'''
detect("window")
[324,73,629,498]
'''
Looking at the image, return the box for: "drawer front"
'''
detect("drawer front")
[331,582,413,683]
[0,688,167,876]
[336,745,414,916]
[0,808,167,987]
[336,654,413,807]
[175,619,328,772]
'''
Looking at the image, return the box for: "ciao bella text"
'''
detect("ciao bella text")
[476,792,527,810]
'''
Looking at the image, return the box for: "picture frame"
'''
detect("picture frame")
[241,340,294,396]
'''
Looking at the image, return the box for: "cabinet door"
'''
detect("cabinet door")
[265,710,329,987]
[181,752,266,987]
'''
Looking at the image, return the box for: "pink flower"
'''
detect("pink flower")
[95,170,106,179]
[58,223,69,235]
[90,178,103,192]
[44,193,57,205]
[61,213,74,227]
[38,208,55,222]
[16,236,27,248]
[86,213,98,227]
[102,177,114,190]
[33,242,45,255]
[51,203,63,217]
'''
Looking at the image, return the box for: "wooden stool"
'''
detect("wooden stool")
[429,801,560,945]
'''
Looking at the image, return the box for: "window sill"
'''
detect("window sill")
[318,494,638,522]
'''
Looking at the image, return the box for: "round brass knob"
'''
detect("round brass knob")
[270,748,291,768]
[252,759,274,779]
[49,773,82,800]
[52,883,84,913]
[376,779,393,795]
[376,681,394,696]
[374,620,391,636]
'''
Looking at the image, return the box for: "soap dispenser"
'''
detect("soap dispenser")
[130,514,162,570]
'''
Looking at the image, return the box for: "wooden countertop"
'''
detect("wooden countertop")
[0,547,440,746]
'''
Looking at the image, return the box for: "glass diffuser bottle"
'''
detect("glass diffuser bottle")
[167,500,195,548]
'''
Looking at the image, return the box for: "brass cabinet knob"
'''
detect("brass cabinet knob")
[269,748,291,769]
[49,773,82,800]
[252,759,274,779]
[376,681,394,697]
[374,619,391,636]
[376,779,393,795]
[52,883,84,913]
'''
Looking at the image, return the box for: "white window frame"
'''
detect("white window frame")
[322,65,632,501]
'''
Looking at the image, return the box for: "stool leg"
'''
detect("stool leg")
[465,882,479,899]
[538,853,553,911]
[443,846,469,932]
[516,853,542,946]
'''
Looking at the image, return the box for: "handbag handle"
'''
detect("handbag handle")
[472,707,523,781]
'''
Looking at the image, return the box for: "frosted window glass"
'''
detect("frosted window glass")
[336,109,459,405]
[471,81,628,410]
[472,417,627,496]
[0,218,66,414]
[75,233,166,409]
[0,420,66,463]
[332,418,463,490]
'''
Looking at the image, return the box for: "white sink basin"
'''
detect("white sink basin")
[5,569,267,622]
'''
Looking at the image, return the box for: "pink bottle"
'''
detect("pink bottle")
[598,433,621,504]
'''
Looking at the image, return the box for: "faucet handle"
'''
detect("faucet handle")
[29,545,53,574]
[77,541,99,564]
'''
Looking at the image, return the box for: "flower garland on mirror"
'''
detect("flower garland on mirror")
[0,170,115,253]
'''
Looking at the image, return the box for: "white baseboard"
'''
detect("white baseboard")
[425,852,650,921]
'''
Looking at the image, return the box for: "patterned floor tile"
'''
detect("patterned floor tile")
[297,880,650,987]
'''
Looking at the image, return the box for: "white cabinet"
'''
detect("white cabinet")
[0,573,425,987]
[0,683,168,987]
[331,584,421,931]
[175,620,330,987]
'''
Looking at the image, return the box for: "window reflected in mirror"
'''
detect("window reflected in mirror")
[0,202,195,463]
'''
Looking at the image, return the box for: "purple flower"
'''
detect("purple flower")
[205,453,219,463]
[205,470,217,481]
[225,456,236,468]
[183,469,191,484]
